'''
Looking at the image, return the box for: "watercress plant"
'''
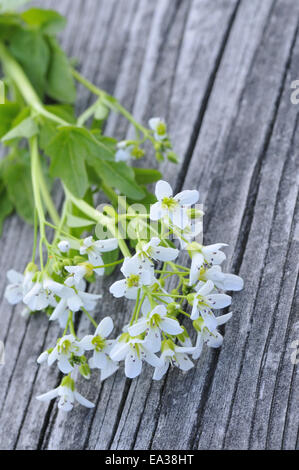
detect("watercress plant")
[1,1,243,412]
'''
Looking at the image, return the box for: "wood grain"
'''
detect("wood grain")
[0,0,298,450]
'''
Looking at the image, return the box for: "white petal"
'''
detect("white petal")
[175,353,194,371]
[100,359,119,381]
[155,180,173,200]
[58,399,73,412]
[202,244,227,265]
[110,342,130,362]
[206,331,223,348]
[125,349,142,378]
[37,351,48,364]
[96,316,114,338]
[73,391,95,408]
[7,269,23,284]
[128,318,148,337]
[152,245,179,262]
[67,294,83,312]
[206,293,231,309]
[171,207,189,229]
[200,307,218,331]
[49,298,68,321]
[143,327,161,353]
[192,333,204,360]
[93,238,118,252]
[160,317,183,335]
[88,250,104,276]
[58,356,73,374]
[191,297,199,320]
[189,252,204,286]
[143,348,162,368]
[150,201,163,221]
[4,284,23,304]
[47,347,58,366]
[216,312,233,326]
[93,350,107,369]
[153,360,169,380]
[79,335,94,351]
[36,387,59,402]
[197,279,214,296]
[174,189,199,206]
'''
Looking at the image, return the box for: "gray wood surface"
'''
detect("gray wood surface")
[0,0,298,450]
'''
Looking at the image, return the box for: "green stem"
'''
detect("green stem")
[30,136,47,270]
[0,42,69,126]
[72,68,152,139]
[81,307,97,328]
[65,186,131,258]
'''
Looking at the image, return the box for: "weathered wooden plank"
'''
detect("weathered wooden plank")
[181,0,299,450]
[0,0,298,451]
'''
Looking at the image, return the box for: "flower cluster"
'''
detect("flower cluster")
[5,176,243,412]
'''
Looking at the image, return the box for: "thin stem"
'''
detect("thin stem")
[81,307,97,328]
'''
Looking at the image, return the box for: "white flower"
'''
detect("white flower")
[80,236,118,275]
[150,180,199,229]
[115,141,133,162]
[153,341,195,380]
[109,256,155,300]
[128,305,183,351]
[47,334,84,374]
[149,117,167,141]
[58,240,70,253]
[190,280,231,325]
[4,269,34,305]
[23,282,56,311]
[135,237,179,268]
[36,376,94,412]
[64,265,89,288]
[80,317,119,381]
[192,312,232,359]
[37,350,49,364]
[189,244,228,285]
[198,265,243,291]
[44,279,101,316]
[110,337,162,379]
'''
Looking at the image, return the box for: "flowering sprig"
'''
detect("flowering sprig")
[1,3,244,412]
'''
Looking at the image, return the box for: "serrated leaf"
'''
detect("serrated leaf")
[46,37,76,104]
[133,167,162,185]
[9,29,50,98]
[0,102,20,137]
[21,8,66,34]
[2,116,38,142]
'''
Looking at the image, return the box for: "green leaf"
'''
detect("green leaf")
[44,126,115,197]
[0,180,13,235]
[66,213,95,228]
[44,104,76,123]
[0,13,22,40]
[46,37,76,104]
[0,102,20,138]
[133,167,162,185]
[2,116,38,142]
[91,160,145,200]
[21,8,66,34]
[2,149,35,224]
[46,127,89,198]
[9,29,50,98]
[101,248,120,276]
